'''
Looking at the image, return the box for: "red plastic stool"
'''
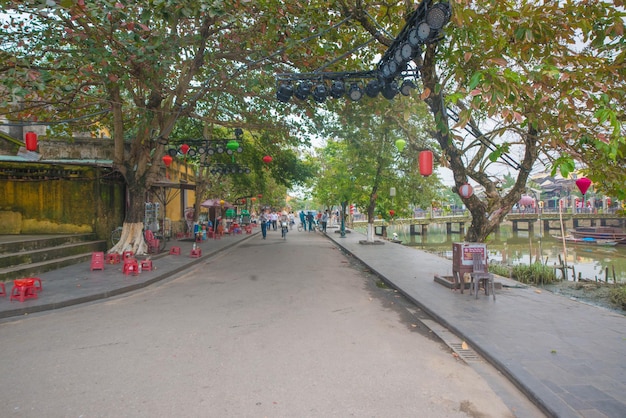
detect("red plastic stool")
[190,248,202,258]
[140,259,153,272]
[91,252,105,271]
[122,251,134,260]
[123,259,139,276]
[0,282,6,297]
[28,277,43,292]
[107,253,121,264]
[10,279,38,302]
[169,246,181,255]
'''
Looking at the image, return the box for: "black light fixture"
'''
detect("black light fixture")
[330,80,346,98]
[312,83,328,103]
[426,3,452,30]
[381,80,399,100]
[365,79,381,98]
[276,83,293,103]
[348,83,363,101]
[400,79,416,96]
[294,81,312,100]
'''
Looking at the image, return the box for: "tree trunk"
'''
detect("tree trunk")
[109,177,149,255]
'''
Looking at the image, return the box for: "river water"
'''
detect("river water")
[356,222,626,283]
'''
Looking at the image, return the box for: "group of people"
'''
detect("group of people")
[257,209,332,239]
[258,210,294,239]
[298,210,329,233]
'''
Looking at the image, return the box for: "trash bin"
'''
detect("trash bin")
[452,242,487,291]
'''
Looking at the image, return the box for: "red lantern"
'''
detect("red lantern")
[262,155,273,164]
[257,194,263,198]
[242,198,246,204]
[251,197,256,202]
[419,150,433,176]
[180,144,190,155]
[25,131,38,151]
[162,155,173,179]
[389,209,395,217]
[458,183,473,198]
[575,177,592,195]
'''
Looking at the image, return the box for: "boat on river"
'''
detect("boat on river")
[552,234,619,247]
[569,227,626,244]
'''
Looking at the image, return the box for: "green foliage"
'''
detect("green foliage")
[510,263,557,285]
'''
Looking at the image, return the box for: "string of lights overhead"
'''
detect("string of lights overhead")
[275,0,451,103]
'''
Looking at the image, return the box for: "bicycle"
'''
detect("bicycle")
[110,226,123,247]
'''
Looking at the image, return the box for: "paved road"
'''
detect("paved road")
[0,228,540,417]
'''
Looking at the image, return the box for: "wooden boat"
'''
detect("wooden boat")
[569,227,626,244]
[552,234,619,247]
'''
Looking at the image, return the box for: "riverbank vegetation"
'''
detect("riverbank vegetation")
[490,263,626,312]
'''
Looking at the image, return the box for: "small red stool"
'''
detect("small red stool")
[29,277,43,292]
[0,282,6,297]
[190,248,202,258]
[123,259,139,276]
[10,279,38,302]
[122,251,134,260]
[107,253,121,264]
[140,259,153,272]
[91,252,105,271]
[169,246,181,255]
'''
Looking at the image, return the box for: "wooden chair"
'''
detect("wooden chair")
[470,253,495,300]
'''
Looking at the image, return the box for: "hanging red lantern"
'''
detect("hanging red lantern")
[389,209,395,217]
[25,131,38,151]
[419,150,433,176]
[162,155,173,179]
[180,144,190,155]
[251,197,256,202]
[458,183,474,198]
[242,198,246,204]
[257,194,263,198]
[575,177,592,195]
[262,155,273,164]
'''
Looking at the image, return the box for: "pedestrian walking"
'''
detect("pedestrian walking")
[299,210,306,232]
[306,211,315,232]
[259,210,268,239]
[321,210,329,233]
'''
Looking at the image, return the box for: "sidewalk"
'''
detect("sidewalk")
[0,231,257,319]
[1,228,625,417]
[326,230,626,418]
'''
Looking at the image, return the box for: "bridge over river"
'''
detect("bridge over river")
[353,209,625,238]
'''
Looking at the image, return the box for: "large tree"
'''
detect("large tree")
[338,0,626,241]
[1,0,326,253]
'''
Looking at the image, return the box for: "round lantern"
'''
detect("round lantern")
[257,194,263,198]
[162,155,173,167]
[251,197,256,202]
[575,177,592,195]
[219,199,225,206]
[227,140,239,152]
[225,208,235,218]
[458,183,474,199]
[25,131,38,151]
[262,155,273,164]
[241,198,246,204]
[395,139,406,152]
[419,150,433,176]
[180,144,190,155]
[389,209,396,217]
